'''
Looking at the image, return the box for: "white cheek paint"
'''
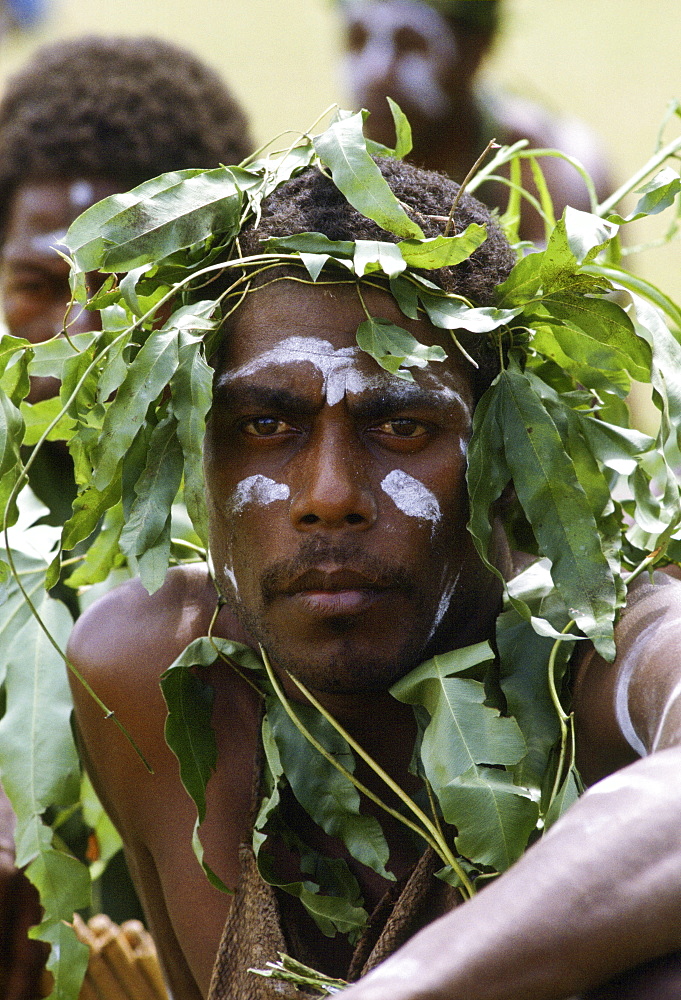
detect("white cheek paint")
[381,469,441,524]
[427,569,460,642]
[613,620,656,758]
[230,474,290,512]
[223,564,239,600]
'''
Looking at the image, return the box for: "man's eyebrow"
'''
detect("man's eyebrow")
[349,385,469,422]
[212,381,319,417]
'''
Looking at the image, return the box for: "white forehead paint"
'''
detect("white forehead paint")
[230,474,290,513]
[613,620,655,758]
[224,334,469,411]
[226,336,387,406]
[381,469,441,523]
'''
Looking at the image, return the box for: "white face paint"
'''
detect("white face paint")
[230,475,290,513]
[69,180,98,210]
[343,0,457,121]
[381,469,441,523]
[224,336,391,407]
[220,334,469,415]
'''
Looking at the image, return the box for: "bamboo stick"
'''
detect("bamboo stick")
[73,914,169,1000]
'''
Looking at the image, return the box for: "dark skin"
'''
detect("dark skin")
[340,0,613,243]
[0,176,122,999]
[68,282,681,999]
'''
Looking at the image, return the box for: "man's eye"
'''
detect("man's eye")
[375,419,427,438]
[241,417,293,437]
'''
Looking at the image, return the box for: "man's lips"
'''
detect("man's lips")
[277,567,395,617]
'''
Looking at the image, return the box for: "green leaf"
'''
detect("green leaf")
[162,666,216,825]
[0,387,25,523]
[533,295,651,382]
[66,167,243,273]
[31,916,89,1000]
[262,233,355,259]
[418,290,521,333]
[255,718,368,940]
[266,697,394,881]
[61,472,122,553]
[356,316,445,379]
[608,166,681,224]
[496,603,564,789]
[468,367,618,658]
[170,335,218,548]
[365,97,413,159]
[392,664,527,782]
[398,226,487,269]
[65,503,126,589]
[20,397,76,446]
[119,414,184,558]
[0,598,79,865]
[313,111,424,239]
[93,327,181,491]
[447,766,539,871]
[353,240,406,278]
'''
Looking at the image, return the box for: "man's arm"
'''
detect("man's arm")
[339,575,681,999]
[67,564,259,999]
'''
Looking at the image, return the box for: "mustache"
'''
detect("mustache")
[260,538,416,602]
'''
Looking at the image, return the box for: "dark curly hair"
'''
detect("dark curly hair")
[0,35,253,243]
[236,157,515,396]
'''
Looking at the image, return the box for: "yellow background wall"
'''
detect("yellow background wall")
[1,0,679,300]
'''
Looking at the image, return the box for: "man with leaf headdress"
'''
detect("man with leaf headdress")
[17,104,681,1000]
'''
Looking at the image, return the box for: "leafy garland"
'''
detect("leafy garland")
[0,101,680,997]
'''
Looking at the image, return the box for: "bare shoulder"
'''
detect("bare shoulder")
[67,565,262,997]
[574,572,681,785]
[497,92,613,202]
[69,564,219,687]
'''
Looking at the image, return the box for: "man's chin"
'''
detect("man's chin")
[260,635,430,697]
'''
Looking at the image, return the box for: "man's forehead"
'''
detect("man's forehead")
[218,280,476,406]
[217,333,472,412]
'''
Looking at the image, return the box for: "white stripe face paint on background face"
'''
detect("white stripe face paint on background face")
[380,469,441,524]
[230,475,290,513]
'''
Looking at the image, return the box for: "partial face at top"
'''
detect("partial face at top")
[341,0,459,144]
[0,178,120,401]
[204,280,503,696]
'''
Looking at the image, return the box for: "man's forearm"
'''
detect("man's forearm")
[341,748,681,1000]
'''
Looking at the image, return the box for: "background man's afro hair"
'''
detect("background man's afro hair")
[0,34,253,242]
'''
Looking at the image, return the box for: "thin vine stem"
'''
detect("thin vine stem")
[260,649,474,898]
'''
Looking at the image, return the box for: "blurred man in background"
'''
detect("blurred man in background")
[0,35,252,998]
[339,0,612,242]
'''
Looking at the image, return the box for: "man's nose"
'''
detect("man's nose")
[289,425,377,531]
